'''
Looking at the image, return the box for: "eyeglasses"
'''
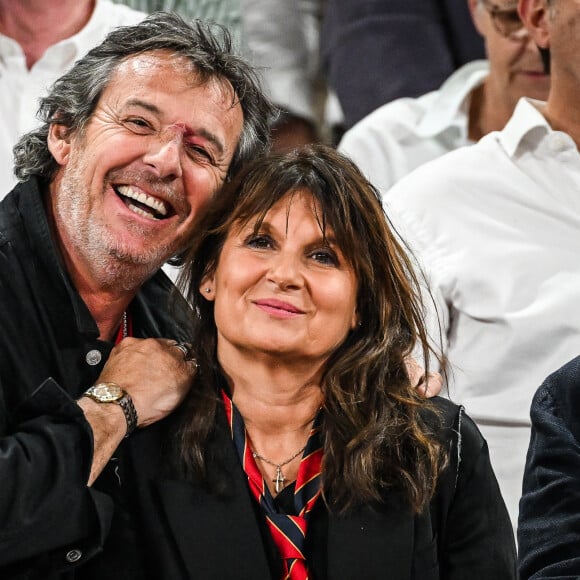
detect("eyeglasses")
[480,0,529,40]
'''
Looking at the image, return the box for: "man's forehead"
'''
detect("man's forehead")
[114,50,201,83]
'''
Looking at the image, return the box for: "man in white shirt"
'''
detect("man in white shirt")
[339,0,550,196]
[0,0,146,197]
[385,0,580,529]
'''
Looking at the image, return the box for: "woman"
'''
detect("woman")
[103,145,515,579]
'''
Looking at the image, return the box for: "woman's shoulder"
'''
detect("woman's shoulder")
[425,397,485,449]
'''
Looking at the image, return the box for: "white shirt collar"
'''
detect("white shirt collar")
[498,97,552,158]
[0,0,134,71]
[416,60,489,138]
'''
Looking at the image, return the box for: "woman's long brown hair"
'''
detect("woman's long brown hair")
[176,144,446,513]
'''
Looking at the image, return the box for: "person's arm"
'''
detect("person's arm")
[384,195,451,378]
[78,337,195,485]
[438,407,517,578]
[0,338,193,572]
[518,358,580,579]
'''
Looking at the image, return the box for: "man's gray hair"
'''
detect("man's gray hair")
[13,11,275,183]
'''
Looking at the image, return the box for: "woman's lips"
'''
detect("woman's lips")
[253,298,305,318]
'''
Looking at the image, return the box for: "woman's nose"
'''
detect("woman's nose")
[267,251,303,289]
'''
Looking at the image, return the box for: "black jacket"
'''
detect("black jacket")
[82,397,516,579]
[0,178,192,579]
[518,355,580,578]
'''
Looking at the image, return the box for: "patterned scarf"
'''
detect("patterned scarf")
[221,390,323,580]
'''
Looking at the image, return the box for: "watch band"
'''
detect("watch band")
[118,393,138,437]
[83,383,139,437]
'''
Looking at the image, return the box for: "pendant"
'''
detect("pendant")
[273,465,285,493]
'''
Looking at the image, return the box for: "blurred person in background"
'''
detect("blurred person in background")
[339,0,550,196]
[384,0,580,529]
[321,0,485,132]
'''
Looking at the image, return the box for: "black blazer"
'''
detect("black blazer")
[82,398,515,580]
[518,355,580,578]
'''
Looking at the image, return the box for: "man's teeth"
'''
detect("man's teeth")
[117,185,168,217]
[128,203,160,220]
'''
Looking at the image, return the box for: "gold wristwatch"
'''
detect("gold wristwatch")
[83,382,138,437]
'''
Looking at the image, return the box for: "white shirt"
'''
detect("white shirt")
[0,0,146,197]
[338,60,489,195]
[386,97,580,527]
[240,0,323,125]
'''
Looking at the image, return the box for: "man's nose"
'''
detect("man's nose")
[143,126,184,180]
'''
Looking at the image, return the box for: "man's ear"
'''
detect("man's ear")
[519,0,551,48]
[468,0,486,37]
[47,123,72,166]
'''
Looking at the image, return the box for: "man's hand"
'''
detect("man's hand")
[405,356,443,398]
[97,337,196,428]
[78,338,196,485]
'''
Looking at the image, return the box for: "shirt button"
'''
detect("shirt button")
[549,135,569,152]
[65,548,83,563]
[85,349,102,366]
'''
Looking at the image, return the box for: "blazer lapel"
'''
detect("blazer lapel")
[153,421,272,580]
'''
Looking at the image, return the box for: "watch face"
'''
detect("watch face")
[91,383,124,402]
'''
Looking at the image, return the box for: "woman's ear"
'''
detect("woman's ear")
[47,123,72,166]
[200,275,215,301]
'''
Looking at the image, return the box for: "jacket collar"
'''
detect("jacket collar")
[2,177,99,338]
[150,410,417,579]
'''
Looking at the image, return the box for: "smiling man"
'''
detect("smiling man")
[0,12,273,579]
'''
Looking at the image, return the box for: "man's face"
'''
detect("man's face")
[474,0,550,108]
[48,50,244,287]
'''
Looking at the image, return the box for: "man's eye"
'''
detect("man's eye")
[245,235,273,249]
[187,144,213,162]
[124,118,152,133]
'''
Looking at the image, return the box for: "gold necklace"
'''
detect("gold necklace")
[252,445,306,494]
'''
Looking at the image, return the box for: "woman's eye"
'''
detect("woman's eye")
[246,235,273,249]
[311,249,339,266]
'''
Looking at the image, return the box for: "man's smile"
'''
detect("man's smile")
[115,185,173,221]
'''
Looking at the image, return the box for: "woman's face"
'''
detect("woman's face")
[202,189,359,366]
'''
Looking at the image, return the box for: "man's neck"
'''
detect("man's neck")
[81,288,134,342]
[543,87,580,150]
[0,0,95,69]
[468,78,515,142]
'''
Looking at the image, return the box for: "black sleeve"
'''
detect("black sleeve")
[0,378,113,575]
[518,358,580,579]
[437,405,517,580]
